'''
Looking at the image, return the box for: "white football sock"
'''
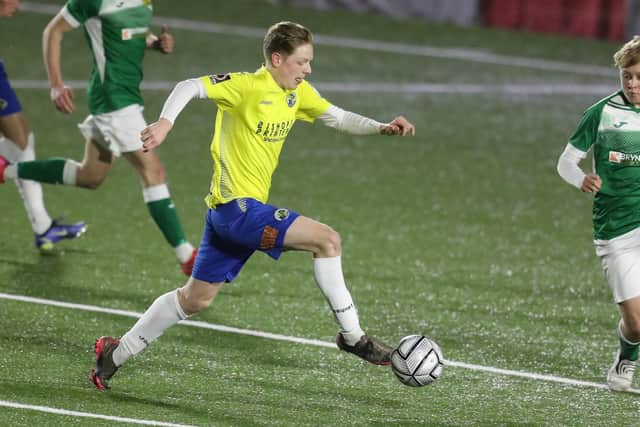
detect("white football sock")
[175,242,195,263]
[62,159,80,186]
[0,134,52,234]
[112,289,188,366]
[313,256,365,345]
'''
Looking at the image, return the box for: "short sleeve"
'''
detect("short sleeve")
[64,0,101,27]
[199,73,244,110]
[296,81,331,123]
[568,103,603,152]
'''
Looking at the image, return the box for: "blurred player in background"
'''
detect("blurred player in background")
[0,0,86,251]
[0,0,197,275]
[88,21,416,390]
[558,36,640,392]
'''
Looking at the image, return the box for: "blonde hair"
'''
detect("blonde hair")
[614,36,640,68]
[263,21,312,65]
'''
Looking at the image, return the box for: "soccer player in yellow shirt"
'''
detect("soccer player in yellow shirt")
[89,21,415,389]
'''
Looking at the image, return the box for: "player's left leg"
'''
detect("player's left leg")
[105,104,195,275]
[284,215,392,365]
[124,148,196,275]
[608,297,640,391]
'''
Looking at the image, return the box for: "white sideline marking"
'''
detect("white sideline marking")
[0,399,195,427]
[11,79,616,96]
[2,291,638,395]
[18,1,614,77]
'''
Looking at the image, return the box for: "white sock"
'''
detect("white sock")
[1,134,52,234]
[142,183,170,203]
[112,289,188,366]
[3,163,17,180]
[313,256,364,345]
[62,159,80,186]
[175,242,195,263]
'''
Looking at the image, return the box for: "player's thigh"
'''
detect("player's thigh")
[0,111,29,148]
[84,104,146,157]
[602,247,640,303]
[77,139,115,182]
[193,208,256,283]
[0,62,26,146]
[283,215,338,253]
[122,148,165,186]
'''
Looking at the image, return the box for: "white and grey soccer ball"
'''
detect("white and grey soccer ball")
[391,335,444,387]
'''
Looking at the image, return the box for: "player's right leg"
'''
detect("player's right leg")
[600,241,640,391]
[90,208,248,389]
[284,215,392,365]
[0,73,86,250]
[90,277,226,389]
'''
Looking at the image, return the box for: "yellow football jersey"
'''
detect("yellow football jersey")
[200,66,331,207]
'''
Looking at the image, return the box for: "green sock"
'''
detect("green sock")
[17,158,66,184]
[620,337,640,361]
[146,198,187,247]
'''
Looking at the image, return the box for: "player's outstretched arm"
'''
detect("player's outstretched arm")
[140,78,205,153]
[379,115,415,136]
[141,118,172,152]
[318,106,416,137]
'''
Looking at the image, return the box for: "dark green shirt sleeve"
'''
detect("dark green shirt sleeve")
[568,102,603,152]
[66,0,101,24]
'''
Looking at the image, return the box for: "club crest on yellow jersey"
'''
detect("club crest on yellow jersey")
[208,74,231,85]
[286,92,296,108]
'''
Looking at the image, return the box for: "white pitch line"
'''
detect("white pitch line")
[18,1,614,77]
[0,400,196,427]
[10,79,616,96]
[1,291,634,394]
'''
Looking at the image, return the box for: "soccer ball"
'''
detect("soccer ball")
[391,335,444,387]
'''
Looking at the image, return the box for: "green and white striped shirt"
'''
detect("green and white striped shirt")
[62,0,153,114]
[570,90,640,240]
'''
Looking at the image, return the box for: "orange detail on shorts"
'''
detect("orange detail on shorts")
[260,225,278,250]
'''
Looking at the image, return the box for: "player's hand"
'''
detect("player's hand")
[581,173,601,193]
[141,118,173,152]
[380,115,415,136]
[0,0,19,17]
[157,25,174,54]
[50,85,74,114]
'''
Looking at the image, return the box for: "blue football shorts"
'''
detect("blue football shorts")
[0,61,22,117]
[192,198,300,283]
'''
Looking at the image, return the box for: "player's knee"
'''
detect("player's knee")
[139,163,166,186]
[625,318,640,341]
[317,227,341,257]
[179,290,213,315]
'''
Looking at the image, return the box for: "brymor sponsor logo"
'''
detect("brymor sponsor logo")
[609,150,640,164]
